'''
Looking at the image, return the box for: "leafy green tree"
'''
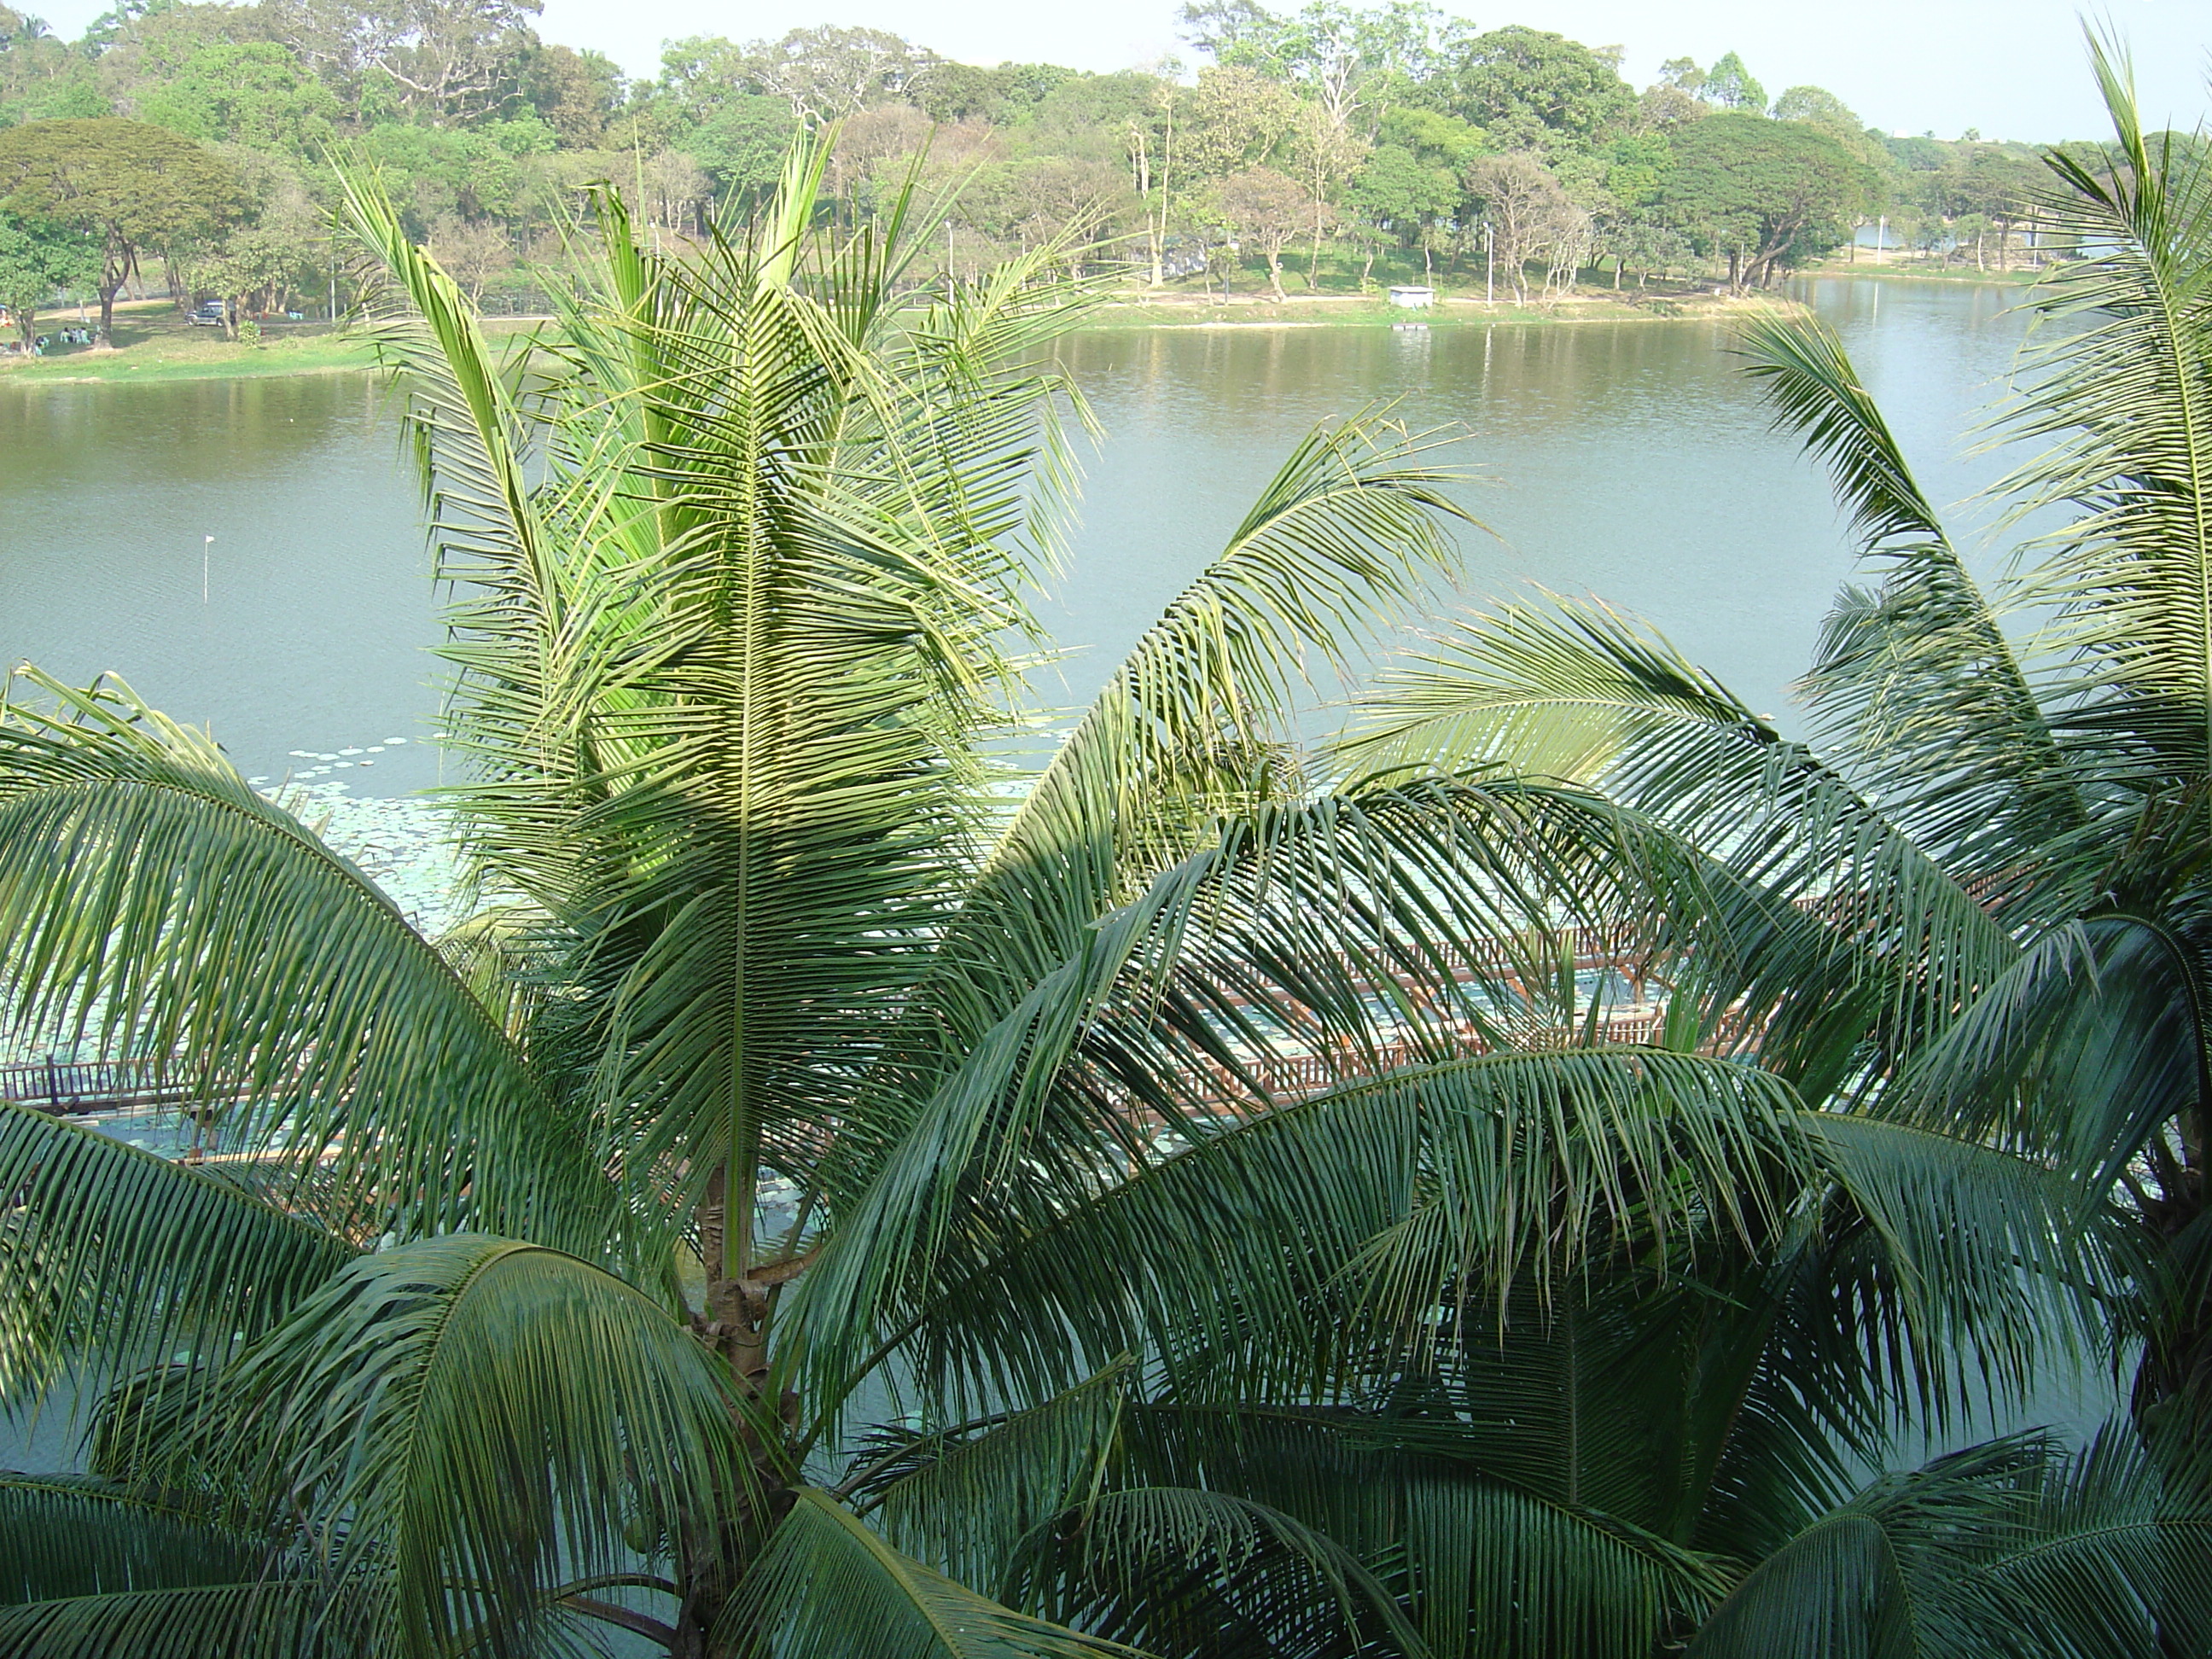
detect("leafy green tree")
[133,42,339,155]
[1769,84,1894,210]
[0,205,96,347]
[172,218,304,335]
[1181,61,1300,178]
[1604,129,1670,207]
[1658,110,1868,287]
[0,116,241,338]
[737,24,937,120]
[1377,102,1486,167]
[0,3,101,127]
[1698,50,1765,113]
[166,146,330,329]
[1288,99,1365,282]
[1464,148,1571,299]
[1346,141,1456,278]
[1600,212,1690,284]
[1634,78,1705,131]
[1426,24,1633,150]
[514,40,620,146]
[915,60,1069,126]
[1174,0,1278,61]
[353,115,552,239]
[1026,67,1164,156]
[87,0,275,117]
[686,93,795,207]
[655,32,752,123]
[1212,161,1318,295]
[1953,144,2048,266]
[1771,84,1855,128]
[261,0,542,125]
[1192,0,1435,145]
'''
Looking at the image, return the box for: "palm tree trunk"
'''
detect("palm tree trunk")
[680,1160,804,1656]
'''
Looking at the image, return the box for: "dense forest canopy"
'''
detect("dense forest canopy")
[0,0,2157,329]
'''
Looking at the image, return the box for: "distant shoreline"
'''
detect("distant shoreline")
[8,276,1994,390]
[0,331,380,388]
[1794,259,2046,287]
[0,305,553,389]
[1083,288,1789,329]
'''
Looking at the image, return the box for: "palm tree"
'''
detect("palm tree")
[1334,26,2212,1522]
[2,115,2206,1658]
[0,134,1467,1655]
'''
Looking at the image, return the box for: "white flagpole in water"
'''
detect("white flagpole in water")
[202,535,213,603]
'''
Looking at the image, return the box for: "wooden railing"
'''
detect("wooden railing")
[0,1057,189,1115]
[1199,1005,1686,1103]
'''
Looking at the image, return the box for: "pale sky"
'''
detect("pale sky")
[28,0,2212,143]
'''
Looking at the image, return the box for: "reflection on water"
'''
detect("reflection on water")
[0,278,2033,790]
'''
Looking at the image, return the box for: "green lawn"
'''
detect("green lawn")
[1,301,381,384]
[1800,256,2047,285]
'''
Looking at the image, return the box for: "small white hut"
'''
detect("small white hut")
[1387,285,1436,309]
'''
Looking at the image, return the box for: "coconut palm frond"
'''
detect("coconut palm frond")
[1107,1399,1732,1659]
[1008,1485,1431,1659]
[1802,1114,2128,1422]
[176,1236,748,1659]
[1991,33,2212,786]
[0,1104,349,1431]
[1690,1428,2212,1659]
[1972,1422,2212,1656]
[853,1359,1133,1592]
[1739,310,1952,552]
[0,1475,271,1604]
[337,161,573,653]
[1739,310,2083,876]
[0,1582,362,1659]
[1338,594,1766,792]
[940,415,1474,1055]
[1333,602,2017,1097]
[0,670,625,1265]
[883,1044,1806,1422]
[402,162,1102,1266]
[732,1488,1144,1659]
[1893,915,2206,1194]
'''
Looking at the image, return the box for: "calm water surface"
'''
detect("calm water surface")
[0,277,2034,793]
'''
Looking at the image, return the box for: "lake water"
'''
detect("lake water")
[0,277,2034,795]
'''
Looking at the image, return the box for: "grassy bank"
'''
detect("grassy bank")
[0,300,381,386]
[3,282,1776,391]
[1086,285,1773,329]
[1,332,379,385]
[1796,257,2046,286]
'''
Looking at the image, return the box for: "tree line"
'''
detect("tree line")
[0,0,2137,350]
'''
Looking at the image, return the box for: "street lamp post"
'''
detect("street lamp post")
[1485,220,1494,306]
